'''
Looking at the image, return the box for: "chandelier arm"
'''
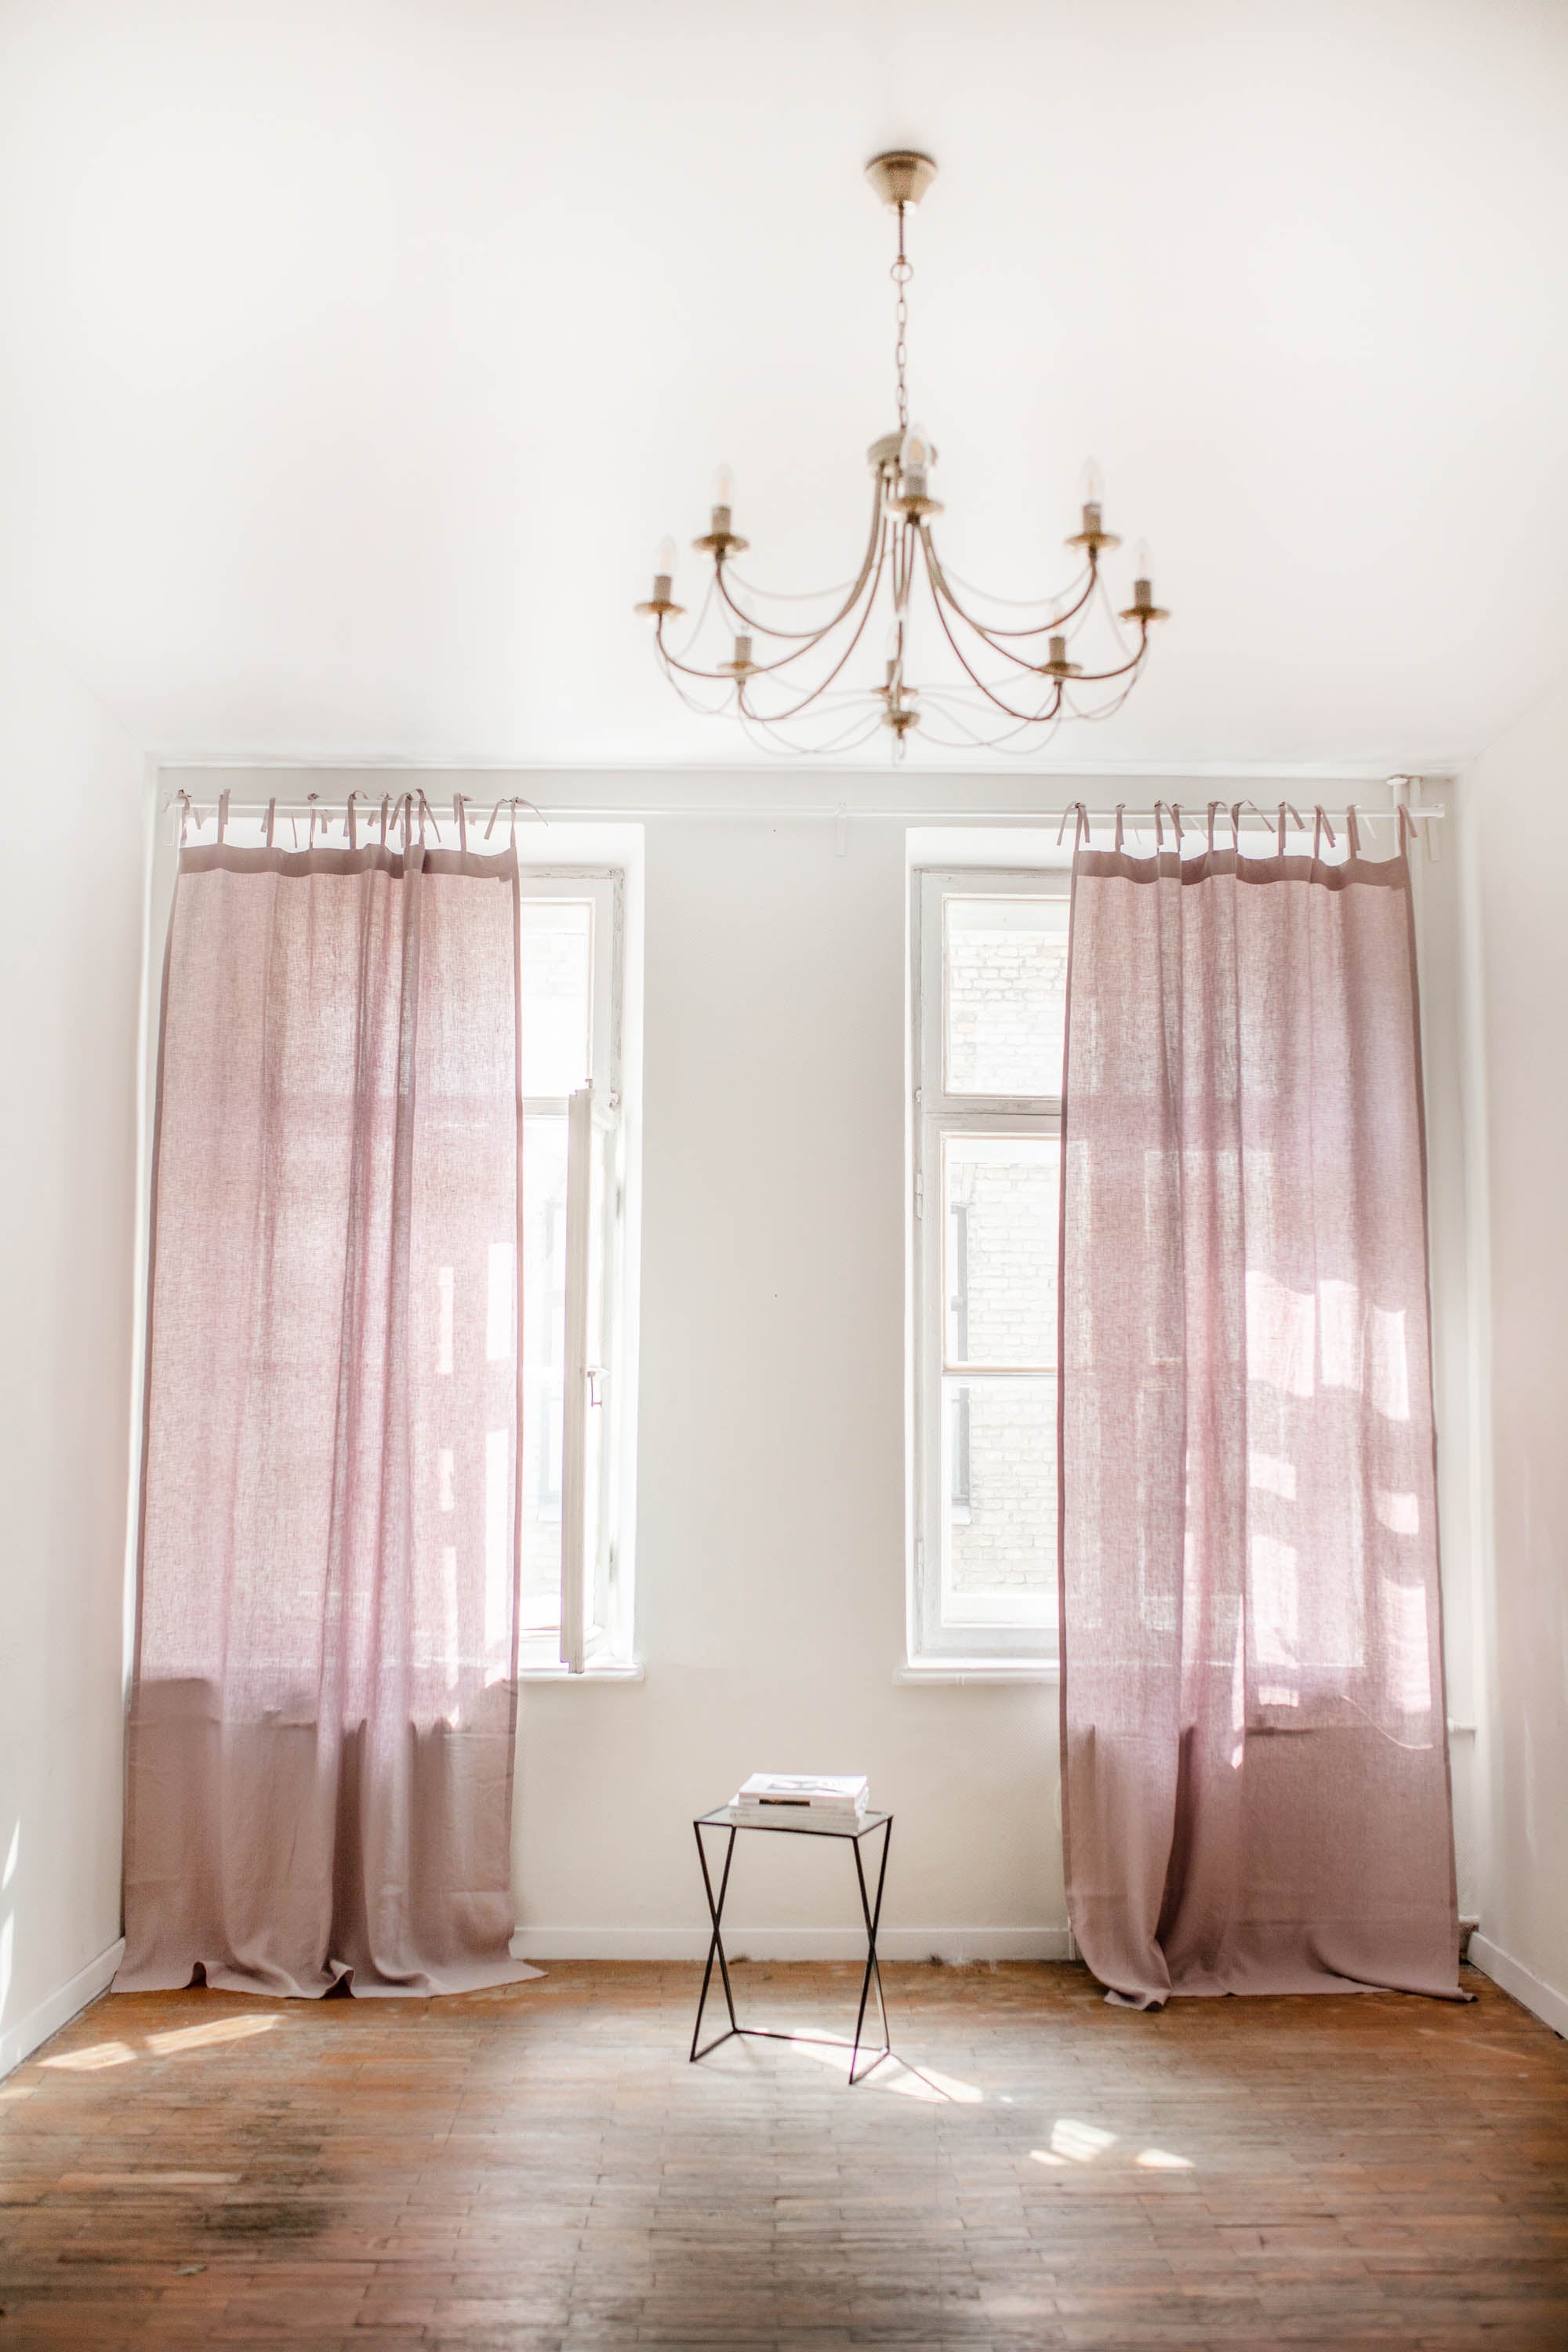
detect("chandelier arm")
[667,566,720,659]
[921,540,1100,673]
[1059,625,1152,686]
[652,619,759,687]
[726,569,861,601]
[917,699,1070,755]
[643,569,723,676]
[710,578,863,661]
[735,703,888,759]
[920,540,1075,684]
[651,573,732,684]
[1068,670,1148,724]
[736,688,887,752]
[924,535,1100,641]
[924,580,1068,723]
[735,531,894,720]
[1062,659,1148,723]
[655,593,880,688]
[929,592,1087,680]
[926,540,1150,690]
[1091,564,1142,658]
[912,680,1069,751]
[911,695,1045,750]
[917,681,1060,728]
[708,517,889,682]
[713,478,887,644]
[921,682,1067,734]
[919,717,1060,753]
[648,636,744,716]
[899,514,924,611]
[935,558,1098,612]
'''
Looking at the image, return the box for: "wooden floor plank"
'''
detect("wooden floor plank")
[0,1963,1564,2347]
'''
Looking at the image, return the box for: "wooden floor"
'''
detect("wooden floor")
[1,1962,1565,2350]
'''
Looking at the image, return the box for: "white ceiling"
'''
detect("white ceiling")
[2,0,1566,775]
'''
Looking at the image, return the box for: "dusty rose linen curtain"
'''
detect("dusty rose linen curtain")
[120,839,538,1998]
[1058,827,1460,2005]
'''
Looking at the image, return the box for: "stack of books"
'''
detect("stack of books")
[729,1773,870,1828]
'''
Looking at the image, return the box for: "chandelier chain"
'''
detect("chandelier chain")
[891,201,912,437]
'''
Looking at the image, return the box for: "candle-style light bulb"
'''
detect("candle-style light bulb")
[1117,536,1167,628]
[900,423,932,500]
[712,464,735,534]
[1080,456,1105,539]
[635,532,687,621]
[1134,539,1154,611]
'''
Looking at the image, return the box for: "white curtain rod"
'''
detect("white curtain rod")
[166,791,1444,830]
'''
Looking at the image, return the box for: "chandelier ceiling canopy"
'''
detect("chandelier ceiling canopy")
[637,151,1170,760]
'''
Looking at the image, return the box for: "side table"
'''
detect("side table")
[689,1806,894,2085]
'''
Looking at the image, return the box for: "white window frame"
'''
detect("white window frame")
[518,867,633,1675]
[909,866,1069,1669]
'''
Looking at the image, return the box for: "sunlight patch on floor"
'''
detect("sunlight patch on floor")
[775,2032,984,2103]
[41,2040,137,2071]
[1033,2124,1194,2171]
[147,2013,278,2055]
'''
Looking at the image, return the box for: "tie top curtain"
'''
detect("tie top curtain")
[1057,813,1461,2005]
[121,836,535,1998]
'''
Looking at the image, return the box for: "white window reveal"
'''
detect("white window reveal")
[910,870,1069,1667]
[517,870,631,1672]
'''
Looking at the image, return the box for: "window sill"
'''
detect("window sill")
[895,1659,1059,1686]
[519,1661,644,1684]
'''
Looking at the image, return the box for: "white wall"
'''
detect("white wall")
[0,616,147,2072]
[1457,679,1568,2033]
[515,814,1062,1957]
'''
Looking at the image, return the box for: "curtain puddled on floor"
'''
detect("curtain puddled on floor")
[1058,818,1461,2005]
[120,836,539,1997]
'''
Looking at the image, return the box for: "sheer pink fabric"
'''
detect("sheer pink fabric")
[119,843,537,1998]
[1058,837,1461,2005]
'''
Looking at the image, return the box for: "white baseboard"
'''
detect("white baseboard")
[0,1937,125,2082]
[1468,1933,1568,2042]
[512,1926,1076,1963]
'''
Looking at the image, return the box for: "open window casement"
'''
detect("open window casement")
[559,1083,623,1671]
[517,869,632,1672]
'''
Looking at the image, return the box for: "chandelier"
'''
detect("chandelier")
[636,150,1169,759]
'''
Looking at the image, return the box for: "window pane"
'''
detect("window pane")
[944,1134,1058,1368]
[520,900,593,1096]
[943,895,1068,1097]
[942,1374,1058,1628]
[520,1112,567,1632]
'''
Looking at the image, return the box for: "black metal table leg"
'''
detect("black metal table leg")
[690,1819,741,2062]
[848,1816,894,2083]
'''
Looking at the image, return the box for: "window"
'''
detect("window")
[518,869,632,1672]
[910,869,1069,1665]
